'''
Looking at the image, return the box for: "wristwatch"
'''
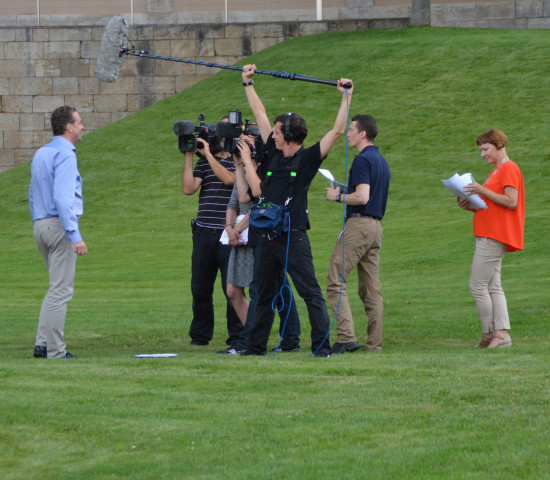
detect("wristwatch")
[335,193,341,203]
[242,80,254,87]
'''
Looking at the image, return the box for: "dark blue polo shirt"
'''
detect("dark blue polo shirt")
[346,145,390,219]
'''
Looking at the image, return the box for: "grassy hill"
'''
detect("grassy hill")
[1,26,549,479]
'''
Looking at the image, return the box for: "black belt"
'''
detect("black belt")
[263,228,305,241]
[195,225,223,234]
[347,213,381,221]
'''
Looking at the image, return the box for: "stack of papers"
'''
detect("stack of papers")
[441,173,487,210]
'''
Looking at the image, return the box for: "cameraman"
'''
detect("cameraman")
[181,119,242,347]
[240,63,353,357]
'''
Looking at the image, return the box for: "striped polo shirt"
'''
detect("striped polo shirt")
[193,154,236,229]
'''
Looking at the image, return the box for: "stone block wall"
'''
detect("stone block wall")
[0,17,409,172]
[371,0,550,27]
[431,0,550,27]
[0,1,408,27]
[1,0,549,171]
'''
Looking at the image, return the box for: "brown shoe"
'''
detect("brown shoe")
[487,333,512,349]
[475,333,493,348]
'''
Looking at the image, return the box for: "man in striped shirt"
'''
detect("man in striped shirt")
[182,122,243,347]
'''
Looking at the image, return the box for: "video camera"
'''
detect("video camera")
[173,114,222,155]
[173,109,265,161]
[216,109,261,155]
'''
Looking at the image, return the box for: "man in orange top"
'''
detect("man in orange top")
[458,128,524,349]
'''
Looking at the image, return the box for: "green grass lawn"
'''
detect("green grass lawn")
[1,26,549,479]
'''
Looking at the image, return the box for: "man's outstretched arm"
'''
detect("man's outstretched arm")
[319,78,353,159]
[241,64,272,145]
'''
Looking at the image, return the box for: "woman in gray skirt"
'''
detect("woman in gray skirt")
[225,140,259,325]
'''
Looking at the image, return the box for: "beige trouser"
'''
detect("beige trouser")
[469,236,510,333]
[33,217,76,358]
[326,216,383,350]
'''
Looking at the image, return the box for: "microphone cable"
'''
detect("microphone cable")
[268,215,294,357]
[308,87,351,358]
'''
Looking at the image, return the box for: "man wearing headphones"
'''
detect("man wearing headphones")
[240,63,353,357]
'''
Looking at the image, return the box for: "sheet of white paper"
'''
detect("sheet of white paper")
[441,172,488,210]
[135,353,178,358]
[318,168,347,193]
[318,168,335,182]
[220,214,249,245]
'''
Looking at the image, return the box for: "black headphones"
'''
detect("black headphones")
[284,112,293,143]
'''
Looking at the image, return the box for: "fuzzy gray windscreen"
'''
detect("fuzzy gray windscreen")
[95,16,129,82]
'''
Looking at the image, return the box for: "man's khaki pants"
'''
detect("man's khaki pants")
[326,216,384,350]
[33,217,76,358]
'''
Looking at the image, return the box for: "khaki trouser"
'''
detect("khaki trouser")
[469,236,510,333]
[326,216,384,350]
[33,217,76,358]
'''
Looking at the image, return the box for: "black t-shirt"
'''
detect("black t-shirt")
[260,136,324,230]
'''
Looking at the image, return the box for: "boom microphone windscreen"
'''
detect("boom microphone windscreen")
[95,16,129,82]
[173,120,195,136]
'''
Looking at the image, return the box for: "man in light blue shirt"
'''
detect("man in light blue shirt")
[29,106,87,359]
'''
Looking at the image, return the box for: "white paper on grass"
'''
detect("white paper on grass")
[441,172,488,210]
[135,353,178,358]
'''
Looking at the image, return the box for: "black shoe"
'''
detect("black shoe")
[332,341,360,354]
[61,352,75,359]
[217,346,240,355]
[314,349,331,358]
[271,345,302,353]
[190,340,208,346]
[239,349,267,356]
[33,345,47,358]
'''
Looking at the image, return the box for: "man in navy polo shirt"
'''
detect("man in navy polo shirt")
[326,114,391,353]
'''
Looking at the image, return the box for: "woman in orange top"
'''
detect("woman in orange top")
[457,128,524,349]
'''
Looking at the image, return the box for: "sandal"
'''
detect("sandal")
[487,332,512,349]
[475,333,493,348]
